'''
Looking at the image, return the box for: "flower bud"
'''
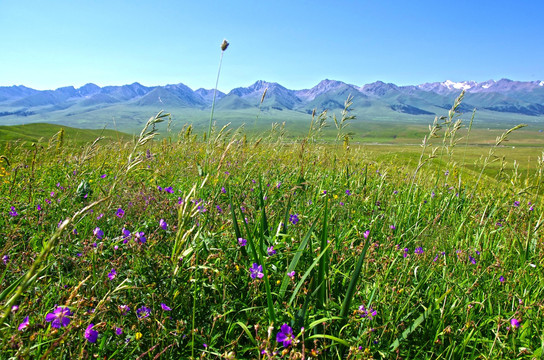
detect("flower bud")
[221,39,229,51]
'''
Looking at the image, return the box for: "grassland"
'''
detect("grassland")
[0,101,543,359]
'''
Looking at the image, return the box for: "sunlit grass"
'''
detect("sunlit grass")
[0,95,543,359]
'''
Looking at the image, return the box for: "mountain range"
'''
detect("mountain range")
[1,78,543,132]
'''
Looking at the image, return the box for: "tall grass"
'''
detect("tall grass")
[0,89,542,359]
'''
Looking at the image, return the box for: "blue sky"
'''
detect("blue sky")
[1,0,542,91]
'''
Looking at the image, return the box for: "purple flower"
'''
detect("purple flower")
[513,201,520,207]
[18,316,29,331]
[11,305,18,313]
[159,219,168,230]
[276,324,294,347]
[403,248,409,258]
[93,227,104,240]
[122,228,131,242]
[499,276,505,283]
[100,174,107,179]
[158,186,163,192]
[135,231,146,244]
[510,318,520,328]
[238,238,247,247]
[289,214,299,225]
[108,268,117,280]
[267,246,276,256]
[160,303,172,311]
[45,306,72,328]
[2,255,8,265]
[287,271,295,278]
[469,256,477,265]
[85,323,98,343]
[250,263,264,279]
[115,327,123,335]
[414,247,424,254]
[119,305,130,315]
[164,186,174,194]
[221,187,226,194]
[359,305,377,319]
[390,225,396,230]
[9,206,18,217]
[345,189,351,196]
[136,306,151,319]
[116,208,125,218]
[363,230,370,239]
[37,204,42,211]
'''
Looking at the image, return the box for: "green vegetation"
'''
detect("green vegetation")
[0,94,543,359]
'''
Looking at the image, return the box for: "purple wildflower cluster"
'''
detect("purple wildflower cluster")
[359,304,377,320]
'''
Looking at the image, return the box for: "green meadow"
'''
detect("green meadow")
[0,95,543,359]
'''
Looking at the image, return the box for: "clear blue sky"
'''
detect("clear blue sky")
[1,0,542,92]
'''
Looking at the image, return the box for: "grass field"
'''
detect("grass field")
[0,99,543,359]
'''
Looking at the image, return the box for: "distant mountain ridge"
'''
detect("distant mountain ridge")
[1,78,543,129]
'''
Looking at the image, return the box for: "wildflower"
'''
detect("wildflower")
[93,227,104,240]
[108,268,117,280]
[444,170,449,176]
[45,306,72,328]
[135,231,146,244]
[85,323,98,343]
[287,271,295,278]
[18,316,29,331]
[216,205,222,213]
[499,276,505,283]
[346,189,351,196]
[359,305,377,319]
[157,186,163,191]
[73,228,78,235]
[469,256,477,265]
[116,208,125,218]
[122,228,131,242]
[267,246,276,256]
[403,248,409,258]
[276,182,281,189]
[250,263,264,279]
[390,225,396,230]
[116,327,123,335]
[363,230,370,239]
[513,200,520,207]
[289,214,299,225]
[136,306,151,319]
[135,332,142,340]
[9,206,18,217]
[393,190,398,194]
[510,318,520,328]
[238,238,247,247]
[276,324,294,347]
[100,174,107,179]
[119,305,130,315]
[11,305,18,313]
[414,247,424,254]
[96,213,104,220]
[2,255,8,264]
[161,303,172,311]
[160,219,168,230]
[221,187,226,194]
[37,204,42,211]
[164,186,174,194]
